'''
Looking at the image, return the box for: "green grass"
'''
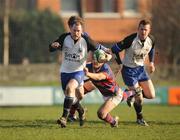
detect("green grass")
[0,105,180,140]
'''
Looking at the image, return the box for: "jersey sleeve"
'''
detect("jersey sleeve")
[100,64,112,80]
[148,34,155,62]
[86,63,92,70]
[49,33,69,52]
[82,35,97,52]
[111,33,137,65]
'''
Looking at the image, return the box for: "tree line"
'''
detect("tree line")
[0,9,65,64]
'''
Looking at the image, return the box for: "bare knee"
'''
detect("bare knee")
[149,92,155,99]
[66,86,75,96]
[76,86,84,100]
[144,90,156,99]
[77,94,84,100]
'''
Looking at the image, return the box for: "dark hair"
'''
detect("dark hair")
[138,19,151,28]
[68,16,84,27]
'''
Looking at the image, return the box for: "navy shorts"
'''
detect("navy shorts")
[60,71,85,91]
[121,65,149,87]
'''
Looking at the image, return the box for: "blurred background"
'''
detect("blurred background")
[0,0,179,106]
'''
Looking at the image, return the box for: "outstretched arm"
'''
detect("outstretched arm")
[49,42,61,52]
[111,33,136,65]
[84,67,106,81]
[49,33,68,52]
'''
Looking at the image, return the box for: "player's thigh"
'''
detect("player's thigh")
[139,79,155,99]
[83,80,96,94]
[66,79,79,96]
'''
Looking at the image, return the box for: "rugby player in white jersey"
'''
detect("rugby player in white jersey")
[49,16,109,128]
[111,19,156,126]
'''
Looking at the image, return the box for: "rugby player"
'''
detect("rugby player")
[69,50,135,127]
[49,16,109,128]
[111,19,156,126]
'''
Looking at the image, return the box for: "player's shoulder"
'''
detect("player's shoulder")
[124,33,137,41]
[82,32,90,42]
[123,33,137,45]
[148,34,155,46]
[57,32,70,46]
[121,33,137,48]
[148,34,155,42]
[101,63,111,71]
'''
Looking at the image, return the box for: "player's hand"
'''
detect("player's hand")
[149,62,155,73]
[51,42,60,49]
[104,48,111,54]
[84,67,89,76]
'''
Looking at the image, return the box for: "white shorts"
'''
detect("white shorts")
[103,93,123,106]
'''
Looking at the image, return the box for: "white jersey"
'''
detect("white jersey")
[49,33,97,73]
[112,33,155,68]
[123,35,153,67]
[60,35,88,73]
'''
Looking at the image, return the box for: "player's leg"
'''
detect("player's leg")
[127,84,148,126]
[57,71,84,127]
[121,66,139,107]
[83,80,96,94]
[68,79,96,122]
[57,79,79,127]
[97,90,122,127]
[133,67,154,126]
[126,86,142,107]
[122,66,149,126]
[63,79,79,117]
[67,87,81,122]
[133,87,148,126]
[132,79,155,126]
[139,79,155,99]
[74,84,86,126]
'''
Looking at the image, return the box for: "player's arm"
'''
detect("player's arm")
[49,33,68,52]
[148,34,156,73]
[83,35,110,53]
[148,34,155,63]
[111,33,137,65]
[148,47,155,73]
[49,38,61,52]
[84,67,106,81]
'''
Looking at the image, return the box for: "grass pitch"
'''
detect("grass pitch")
[0,104,180,140]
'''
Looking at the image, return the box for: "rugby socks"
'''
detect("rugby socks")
[133,102,143,120]
[69,105,76,117]
[122,89,135,101]
[103,113,115,125]
[73,101,84,117]
[62,96,74,118]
